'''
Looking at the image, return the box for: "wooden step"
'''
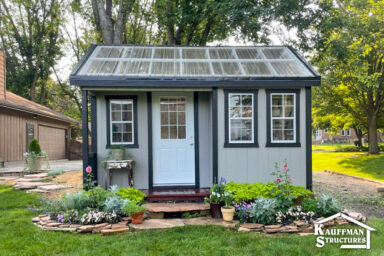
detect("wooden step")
[142,188,210,202]
[144,203,210,213]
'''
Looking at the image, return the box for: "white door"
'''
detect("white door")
[152,92,195,186]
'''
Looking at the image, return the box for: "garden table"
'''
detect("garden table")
[104,160,134,188]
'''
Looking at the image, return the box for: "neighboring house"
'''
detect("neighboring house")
[0,50,78,162]
[313,128,384,144]
[70,45,320,190]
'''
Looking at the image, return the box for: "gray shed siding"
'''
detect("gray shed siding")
[217,88,307,186]
[96,90,213,189]
[96,92,149,189]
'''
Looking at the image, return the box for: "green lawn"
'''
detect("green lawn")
[312,144,357,151]
[1,185,384,255]
[313,152,384,182]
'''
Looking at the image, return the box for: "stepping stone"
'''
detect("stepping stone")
[100,228,129,235]
[24,173,48,178]
[37,184,71,191]
[14,182,52,190]
[16,178,46,182]
[0,170,24,177]
[144,203,210,213]
[183,217,239,228]
[26,189,49,194]
[131,218,185,231]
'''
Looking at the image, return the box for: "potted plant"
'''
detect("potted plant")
[123,202,146,224]
[221,191,235,222]
[24,139,47,173]
[109,145,126,160]
[205,183,225,218]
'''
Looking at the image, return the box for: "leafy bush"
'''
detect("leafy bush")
[56,210,81,224]
[316,194,340,217]
[122,202,146,216]
[48,169,64,176]
[41,199,66,217]
[226,182,312,203]
[28,139,42,155]
[103,195,130,215]
[117,187,146,204]
[61,191,92,211]
[84,186,111,209]
[248,198,278,225]
[301,197,318,213]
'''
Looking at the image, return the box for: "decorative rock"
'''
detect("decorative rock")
[26,189,49,194]
[238,227,251,232]
[294,220,309,228]
[94,223,110,229]
[59,224,70,228]
[16,177,46,182]
[121,217,131,221]
[55,228,76,232]
[93,224,112,234]
[31,217,40,222]
[14,182,52,190]
[40,216,52,222]
[240,223,264,232]
[24,173,49,178]
[342,210,366,222]
[38,214,48,218]
[45,222,62,228]
[264,225,282,234]
[182,217,239,229]
[77,225,94,233]
[280,225,299,233]
[70,224,81,228]
[335,218,349,225]
[100,228,129,235]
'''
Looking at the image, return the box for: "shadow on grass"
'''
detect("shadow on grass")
[337,154,384,180]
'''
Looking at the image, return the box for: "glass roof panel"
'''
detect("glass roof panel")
[235,49,262,59]
[76,45,316,78]
[154,48,180,59]
[182,62,211,75]
[262,48,292,59]
[209,49,235,59]
[151,62,180,76]
[270,61,310,76]
[182,49,206,59]
[241,62,272,75]
[118,61,150,75]
[212,62,241,75]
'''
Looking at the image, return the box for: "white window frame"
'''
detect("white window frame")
[228,93,254,143]
[159,96,187,141]
[341,129,351,136]
[270,93,296,143]
[110,99,134,145]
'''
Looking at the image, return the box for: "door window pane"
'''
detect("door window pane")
[160,97,186,140]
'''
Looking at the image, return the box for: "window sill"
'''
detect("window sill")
[265,142,301,148]
[106,144,139,149]
[224,142,259,148]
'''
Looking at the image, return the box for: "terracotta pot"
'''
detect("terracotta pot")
[210,203,222,218]
[131,212,145,224]
[221,206,235,222]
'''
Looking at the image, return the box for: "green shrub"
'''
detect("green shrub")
[41,199,66,217]
[339,146,367,152]
[316,194,340,217]
[103,195,130,215]
[28,139,42,155]
[84,186,111,209]
[301,197,318,213]
[248,198,278,225]
[117,187,146,204]
[61,191,92,211]
[121,202,146,216]
[225,182,312,203]
[48,169,64,176]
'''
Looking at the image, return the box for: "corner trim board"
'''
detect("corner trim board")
[147,92,153,189]
[212,88,218,184]
[194,92,200,188]
[305,87,313,190]
[81,90,89,187]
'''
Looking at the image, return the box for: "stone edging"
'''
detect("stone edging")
[32,210,366,235]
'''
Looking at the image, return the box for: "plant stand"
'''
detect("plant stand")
[104,160,134,188]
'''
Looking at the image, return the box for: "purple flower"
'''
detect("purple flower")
[61,219,64,223]
[68,216,72,220]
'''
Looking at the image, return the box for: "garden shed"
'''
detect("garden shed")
[70,45,320,193]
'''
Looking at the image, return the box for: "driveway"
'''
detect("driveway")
[0,159,82,172]
[313,171,384,218]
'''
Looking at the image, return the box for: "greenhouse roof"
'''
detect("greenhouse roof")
[70,45,320,87]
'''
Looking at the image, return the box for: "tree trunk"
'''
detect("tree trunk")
[353,127,363,147]
[367,113,379,154]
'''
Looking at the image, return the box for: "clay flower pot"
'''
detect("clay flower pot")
[210,202,222,218]
[131,212,145,224]
[221,206,235,222]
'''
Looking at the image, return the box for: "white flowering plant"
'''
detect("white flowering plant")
[275,205,315,224]
[204,178,227,204]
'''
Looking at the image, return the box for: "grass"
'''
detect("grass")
[313,152,384,182]
[312,144,357,151]
[1,185,384,255]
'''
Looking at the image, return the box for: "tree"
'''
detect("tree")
[90,0,136,44]
[0,0,64,102]
[310,0,384,154]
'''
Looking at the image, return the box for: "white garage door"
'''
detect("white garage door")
[38,125,66,160]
